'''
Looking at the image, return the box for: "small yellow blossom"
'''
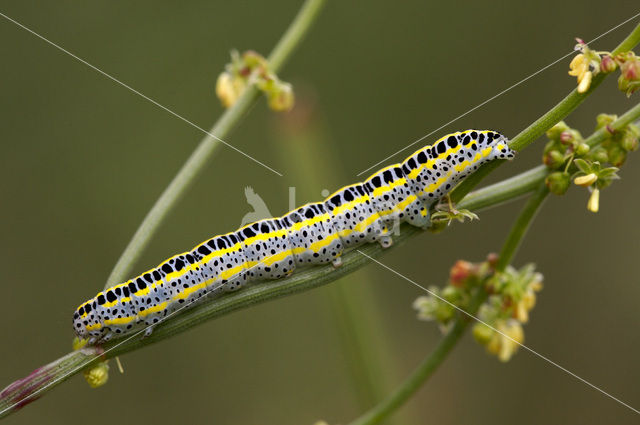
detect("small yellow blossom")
[568,47,599,93]
[577,70,592,93]
[487,320,524,362]
[587,188,600,213]
[574,173,597,187]
[216,71,246,108]
[83,362,109,388]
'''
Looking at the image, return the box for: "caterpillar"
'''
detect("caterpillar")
[73,130,515,343]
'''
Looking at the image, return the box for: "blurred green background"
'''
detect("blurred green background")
[1,1,639,424]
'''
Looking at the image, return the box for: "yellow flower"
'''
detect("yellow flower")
[587,188,600,213]
[569,53,593,93]
[574,173,597,187]
[569,54,589,78]
[83,361,109,388]
[577,70,592,93]
[215,71,246,108]
[487,320,524,362]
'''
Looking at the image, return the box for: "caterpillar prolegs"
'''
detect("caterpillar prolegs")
[73,130,515,343]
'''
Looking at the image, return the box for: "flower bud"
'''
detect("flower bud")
[543,150,565,169]
[618,58,640,96]
[449,260,474,287]
[621,133,639,152]
[559,131,574,144]
[621,58,640,80]
[574,173,597,187]
[472,323,494,345]
[441,285,460,303]
[545,172,570,195]
[546,122,570,141]
[600,55,617,73]
[576,143,590,155]
[608,144,627,166]
[267,82,295,112]
[589,146,609,163]
[596,113,617,130]
[486,253,499,269]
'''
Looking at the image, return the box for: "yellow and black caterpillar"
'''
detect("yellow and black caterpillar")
[73,130,514,343]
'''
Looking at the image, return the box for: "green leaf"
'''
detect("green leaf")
[573,158,592,173]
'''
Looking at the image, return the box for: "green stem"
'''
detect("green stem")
[3,13,638,422]
[451,21,640,204]
[104,0,326,289]
[273,116,397,412]
[347,183,549,425]
[2,110,638,423]
[0,0,327,420]
[346,289,487,425]
[496,184,549,271]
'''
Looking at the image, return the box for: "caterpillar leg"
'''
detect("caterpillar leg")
[378,234,393,248]
[101,332,115,342]
[143,326,154,338]
[430,195,478,226]
[332,256,343,268]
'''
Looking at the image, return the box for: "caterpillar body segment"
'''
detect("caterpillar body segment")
[324,183,385,248]
[73,130,514,343]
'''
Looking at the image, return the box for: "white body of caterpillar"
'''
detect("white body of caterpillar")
[73,130,514,343]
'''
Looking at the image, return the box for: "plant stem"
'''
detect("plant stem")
[3,111,638,420]
[273,114,398,413]
[2,14,638,422]
[0,1,327,420]
[451,21,640,204]
[495,184,549,271]
[346,183,549,425]
[104,0,326,289]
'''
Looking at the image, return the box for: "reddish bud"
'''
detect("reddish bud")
[600,55,617,73]
[449,260,474,287]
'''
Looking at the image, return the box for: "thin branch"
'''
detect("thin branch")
[347,182,551,425]
[1,13,639,423]
[104,0,327,289]
[0,0,327,419]
[451,20,640,204]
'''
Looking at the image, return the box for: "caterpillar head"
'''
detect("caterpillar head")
[486,131,515,160]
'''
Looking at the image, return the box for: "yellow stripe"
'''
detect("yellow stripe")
[137,301,168,318]
[103,300,118,309]
[419,170,454,196]
[332,195,369,216]
[243,229,288,246]
[104,316,135,326]
[291,212,331,231]
[86,323,102,331]
[371,177,407,198]
[395,194,417,212]
[308,232,340,252]
[453,152,483,173]
[407,143,464,180]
